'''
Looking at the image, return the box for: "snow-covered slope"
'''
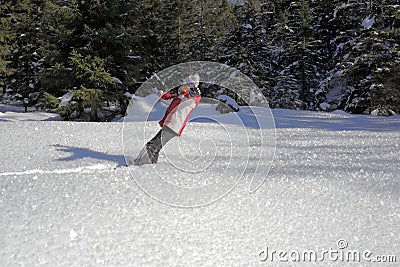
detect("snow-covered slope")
[0,107,399,265]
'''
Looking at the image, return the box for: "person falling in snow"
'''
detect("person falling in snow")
[131,74,201,166]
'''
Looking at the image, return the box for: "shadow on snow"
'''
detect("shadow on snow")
[54,144,127,167]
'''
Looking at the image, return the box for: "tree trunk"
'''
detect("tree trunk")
[90,100,98,122]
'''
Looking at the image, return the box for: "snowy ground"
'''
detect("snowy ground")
[0,104,61,122]
[0,105,399,266]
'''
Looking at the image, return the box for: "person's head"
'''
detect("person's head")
[179,84,190,95]
[186,74,200,88]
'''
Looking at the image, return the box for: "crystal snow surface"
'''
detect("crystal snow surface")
[0,107,399,266]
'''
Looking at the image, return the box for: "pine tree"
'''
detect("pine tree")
[331,0,400,114]
[7,0,47,102]
[0,1,15,93]
[195,0,235,60]
[60,49,116,121]
[296,0,320,108]
[157,0,196,64]
[270,1,305,109]
[362,1,400,115]
[40,0,81,96]
[313,0,343,110]
[216,1,264,103]
[40,0,136,119]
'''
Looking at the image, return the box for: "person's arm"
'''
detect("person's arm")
[159,91,178,100]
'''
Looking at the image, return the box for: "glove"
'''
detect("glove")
[189,86,201,97]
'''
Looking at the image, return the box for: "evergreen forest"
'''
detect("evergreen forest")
[1,0,399,120]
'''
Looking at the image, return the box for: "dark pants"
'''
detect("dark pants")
[133,126,177,166]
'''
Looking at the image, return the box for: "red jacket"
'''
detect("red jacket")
[158,91,201,136]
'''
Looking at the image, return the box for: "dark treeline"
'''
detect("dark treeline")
[0,0,399,120]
